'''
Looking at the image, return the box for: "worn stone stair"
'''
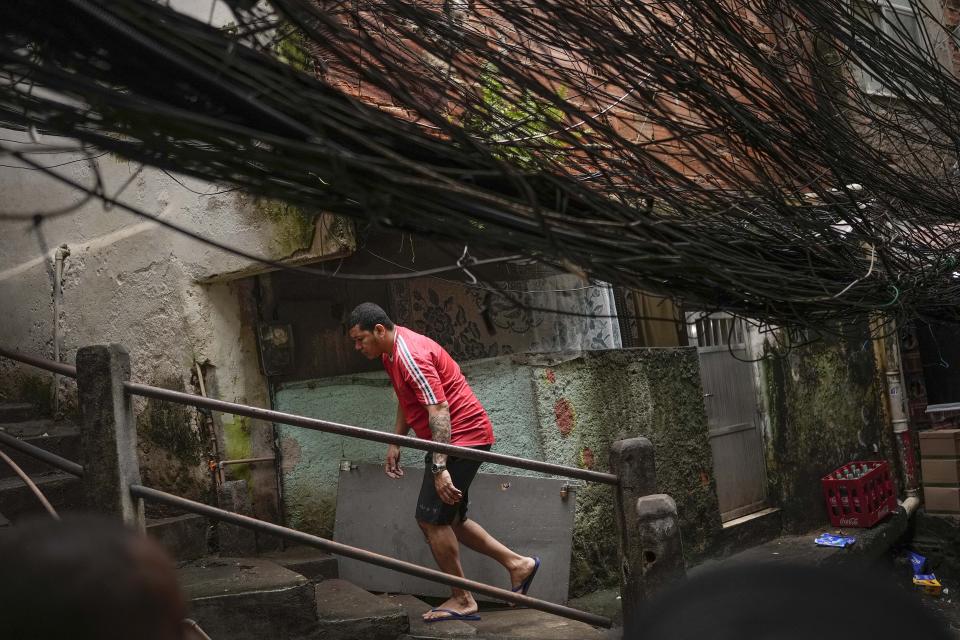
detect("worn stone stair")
[179,547,619,640]
[0,403,39,423]
[176,547,612,640]
[0,471,83,521]
[147,513,211,562]
[383,593,611,640]
[0,402,83,523]
[263,544,340,582]
[0,419,80,479]
[179,556,320,640]
[382,593,478,639]
[316,579,408,640]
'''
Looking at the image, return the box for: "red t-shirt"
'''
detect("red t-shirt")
[382,326,494,447]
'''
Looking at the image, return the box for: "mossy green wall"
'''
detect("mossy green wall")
[761,324,893,533]
[526,349,721,593]
[274,348,719,595]
[135,377,209,510]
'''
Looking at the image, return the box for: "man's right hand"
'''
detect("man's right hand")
[385,444,403,479]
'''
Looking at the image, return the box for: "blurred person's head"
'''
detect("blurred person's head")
[0,514,187,640]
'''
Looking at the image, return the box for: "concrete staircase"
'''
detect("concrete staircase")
[178,546,612,640]
[0,402,613,639]
[0,402,82,525]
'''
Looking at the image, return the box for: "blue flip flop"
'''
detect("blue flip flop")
[512,556,541,595]
[423,608,481,623]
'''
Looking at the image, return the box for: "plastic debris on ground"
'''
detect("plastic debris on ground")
[908,550,928,574]
[814,533,856,548]
[901,550,942,597]
[913,574,943,597]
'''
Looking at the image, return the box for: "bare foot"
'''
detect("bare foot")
[509,556,538,592]
[422,593,478,621]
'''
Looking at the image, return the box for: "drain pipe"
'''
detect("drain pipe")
[51,244,70,418]
[881,320,921,500]
[901,495,921,516]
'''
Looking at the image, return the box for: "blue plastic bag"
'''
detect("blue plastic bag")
[907,551,927,575]
[814,533,856,548]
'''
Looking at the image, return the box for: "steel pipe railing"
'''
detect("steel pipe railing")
[0,346,76,378]
[3,346,621,629]
[0,347,618,485]
[124,382,618,485]
[0,449,61,520]
[0,430,84,477]
[130,484,612,629]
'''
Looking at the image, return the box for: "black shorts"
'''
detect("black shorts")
[415,445,491,525]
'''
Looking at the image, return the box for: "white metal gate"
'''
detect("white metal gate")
[688,313,768,522]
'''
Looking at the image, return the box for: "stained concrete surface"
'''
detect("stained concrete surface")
[315,579,408,640]
[262,544,340,582]
[382,593,478,639]
[465,608,611,640]
[179,557,317,640]
[690,505,911,575]
[146,513,209,562]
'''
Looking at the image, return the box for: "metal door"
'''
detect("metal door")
[688,313,767,522]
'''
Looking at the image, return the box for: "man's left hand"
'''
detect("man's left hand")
[434,470,463,505]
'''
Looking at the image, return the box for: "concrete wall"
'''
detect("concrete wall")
[274,347,720,596]
[759,323,895,533]
[0,132,351,520]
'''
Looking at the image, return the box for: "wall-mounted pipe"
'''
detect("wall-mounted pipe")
[52,244,70,417]
[901,496,920,517]
[881,321,920,499]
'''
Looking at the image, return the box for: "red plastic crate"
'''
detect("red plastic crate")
[821,460,897,528]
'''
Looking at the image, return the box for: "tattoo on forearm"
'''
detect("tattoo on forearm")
[429,409,451,466]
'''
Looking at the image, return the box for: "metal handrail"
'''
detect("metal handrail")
[0,347,617,485]
[125,382,619,485]
[130,483,612,629]
[1,346,619,628]
[0,449,61,520]
[0,347,77,378]
[0,431,84,477]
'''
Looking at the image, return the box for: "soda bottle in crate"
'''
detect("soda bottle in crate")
[821,460,897,528]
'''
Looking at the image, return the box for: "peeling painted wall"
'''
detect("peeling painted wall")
[759,323,894,533]
[0,132,350,519]
[274,348,719,596]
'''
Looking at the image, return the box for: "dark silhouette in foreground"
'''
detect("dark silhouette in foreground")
[0,515,190,640]
[633,561,952,640]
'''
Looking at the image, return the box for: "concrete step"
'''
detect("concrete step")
[262,545,339,583]
[467,608,611,640]
[315,578,408,640]
[0,471,82,522]
[178,557,318,640]
[386,592,611,640]
[0,422,80,479]
[0,403,37,423]
[147,513,210,562]
[382,593,477,639]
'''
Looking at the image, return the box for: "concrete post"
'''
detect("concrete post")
[610,438,685,635]
[75,344,144,530]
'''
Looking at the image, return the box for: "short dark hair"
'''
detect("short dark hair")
[348,302,394,331]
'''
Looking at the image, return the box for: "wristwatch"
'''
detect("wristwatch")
[431,462,447,475]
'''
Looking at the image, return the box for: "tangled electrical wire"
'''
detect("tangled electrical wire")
[2,0,960,330]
